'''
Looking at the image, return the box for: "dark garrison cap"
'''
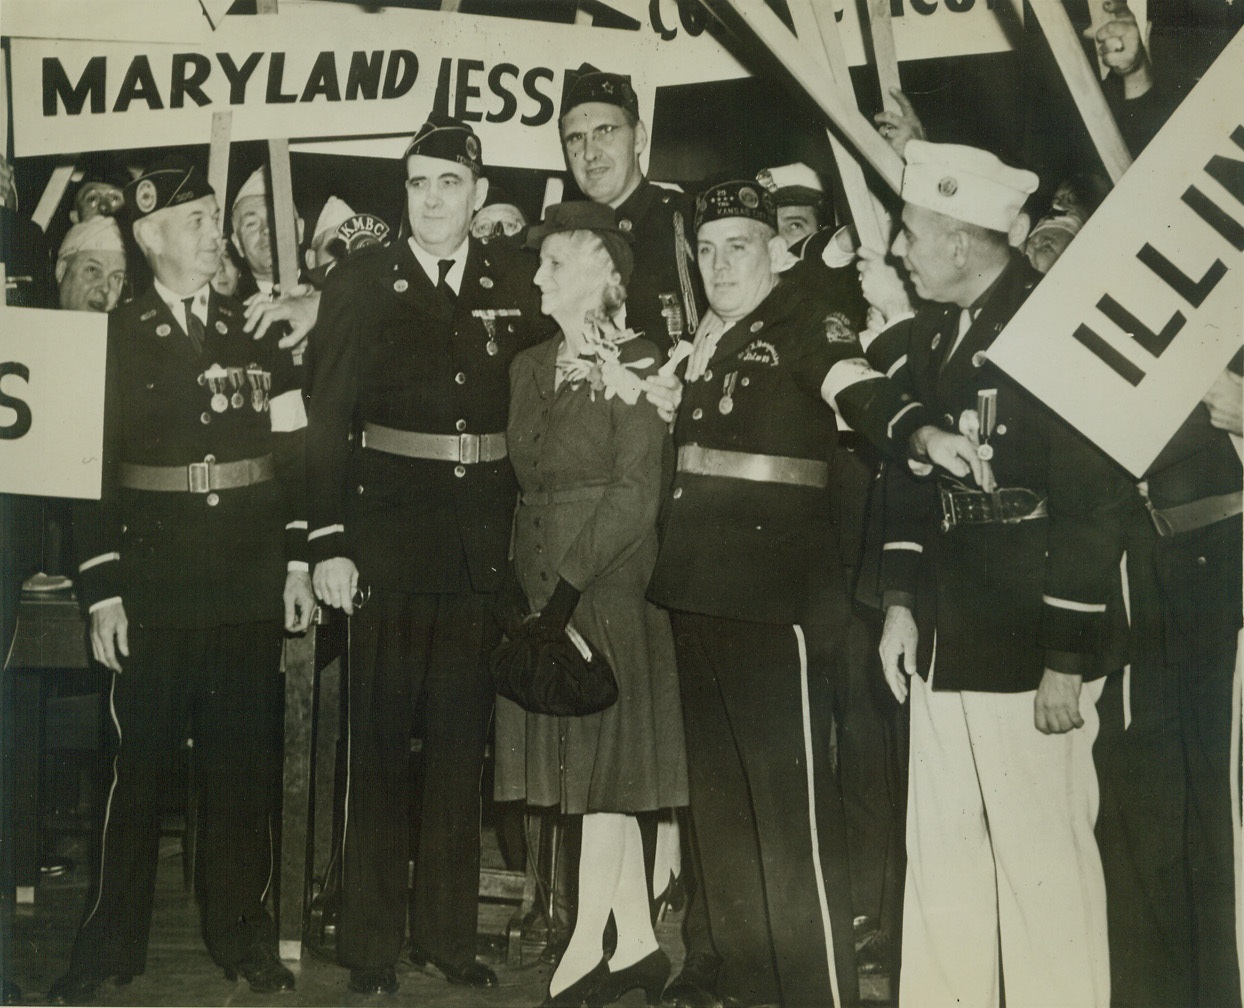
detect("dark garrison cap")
[525,201,634,285]
[560,63,640,119]
[124,159,214,219]
[403,113,483,175]
[694,180,778,232]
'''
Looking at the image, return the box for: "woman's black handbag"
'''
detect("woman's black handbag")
[491,621,618,717]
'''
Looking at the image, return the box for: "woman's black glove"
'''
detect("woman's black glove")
[528,577,581,641]
[497,563,530,640]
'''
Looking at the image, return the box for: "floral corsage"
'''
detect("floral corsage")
[556,312,655,405]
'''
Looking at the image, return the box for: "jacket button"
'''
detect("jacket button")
[672,487,683,499]
[540,572,548,581]
[200,412,211,424]
[454,464,466,478]
[204,454,216,464]
[997,424,1007,435]
[206,493,220,507]
[704,369,713,382]
[741,377,749,387]
[536,544,543,554]
[455,371,466,385]
[357,485,365,495]
[691,408,703,420]
[1196,556,1207,566]
[456,419,467,432]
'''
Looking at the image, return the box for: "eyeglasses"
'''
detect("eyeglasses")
[562,123,626,157]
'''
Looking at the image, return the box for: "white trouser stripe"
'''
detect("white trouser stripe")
[341,617,353,852]
[794,624,843,1008]
[83,674,122,928]
[1231,630,1242,1002]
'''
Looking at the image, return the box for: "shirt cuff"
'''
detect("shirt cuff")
[286,561,310,573]
[88,596,123,614]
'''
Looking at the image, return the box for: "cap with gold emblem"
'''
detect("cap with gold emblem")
[403,114,483,176]
[560,63,640,120]
[694,180,777,232]
[901,140,1038,233]
[124,159,214,220]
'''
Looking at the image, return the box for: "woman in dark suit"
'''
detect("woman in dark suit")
[494,202,687,1007]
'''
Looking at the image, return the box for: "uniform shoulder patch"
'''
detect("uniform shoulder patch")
[823,311,857,344]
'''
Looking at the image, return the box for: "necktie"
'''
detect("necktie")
[436,258,456,312]
[182,297,205,356]
[941,307,977,371]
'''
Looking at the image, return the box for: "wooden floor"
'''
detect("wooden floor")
[9,817,891,1007]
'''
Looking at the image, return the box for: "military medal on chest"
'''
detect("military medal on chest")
[719,371,739,415]
[975,388,997,461]
[203,363,229,412]
[471,308,521,357]
[227,366,246,409]
[247,364,271,411]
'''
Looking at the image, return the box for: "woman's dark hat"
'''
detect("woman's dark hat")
[525,201,634,284]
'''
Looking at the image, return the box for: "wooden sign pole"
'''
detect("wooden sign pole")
[1016,0,1132,182]
[266,138,300,293]
[786,0,888,251]
[207,111,232,220]
[709,0,905,194]
[866,0,903,112]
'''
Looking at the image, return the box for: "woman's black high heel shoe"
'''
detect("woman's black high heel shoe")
[542,958,609,1007]
[589,949,671,1007]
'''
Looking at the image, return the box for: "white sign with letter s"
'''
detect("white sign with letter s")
[0,299,107,500]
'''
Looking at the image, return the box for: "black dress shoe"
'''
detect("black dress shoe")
[48,968,133,1003]
[541,958,609,1007]
[347,966,398,995]
[224,944,295,994]
[407,947,498,988]
[662,951,722,1008]
[589,949,670,1008]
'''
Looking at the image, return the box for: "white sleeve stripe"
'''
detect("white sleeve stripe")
[886,401,921,439]
[883,541,924,553]
[79,552,120,573]
[821,357,882,412]
[88,596,123,613]
[285,520,308,530]
[308,524,344,541]
[886,355,908,378]
[1042,595,1107,613]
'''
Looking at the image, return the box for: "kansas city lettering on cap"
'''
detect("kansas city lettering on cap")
[1073,124,1244,388]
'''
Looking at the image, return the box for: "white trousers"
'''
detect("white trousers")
[900,673,1110,1008]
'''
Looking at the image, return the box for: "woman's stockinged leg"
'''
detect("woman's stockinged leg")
[549,812,627,996]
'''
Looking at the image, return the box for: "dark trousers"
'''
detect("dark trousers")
[672,611,858,1008]
[69,622,283,976]
[337,588,497,971]
[1180,638,1241,1008]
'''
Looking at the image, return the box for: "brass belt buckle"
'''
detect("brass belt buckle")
[188,461,210,493]
[459,433,479,465]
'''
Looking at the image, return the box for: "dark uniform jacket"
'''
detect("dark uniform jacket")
[648,277,933,627]
[305,235,546,594]
[613,180,704,354]
[874,255,1133,693]
[74,285,301,628]
[1143,391,1243,663]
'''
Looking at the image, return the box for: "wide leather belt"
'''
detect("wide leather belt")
[1148,490,1243,537]
[119,455,274,493]
[940,482,1047,531]
[362,423,507,464]
[677,444,829,489]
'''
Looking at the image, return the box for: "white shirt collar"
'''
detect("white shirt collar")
[153,278,210,327]
[408,235,469,295]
